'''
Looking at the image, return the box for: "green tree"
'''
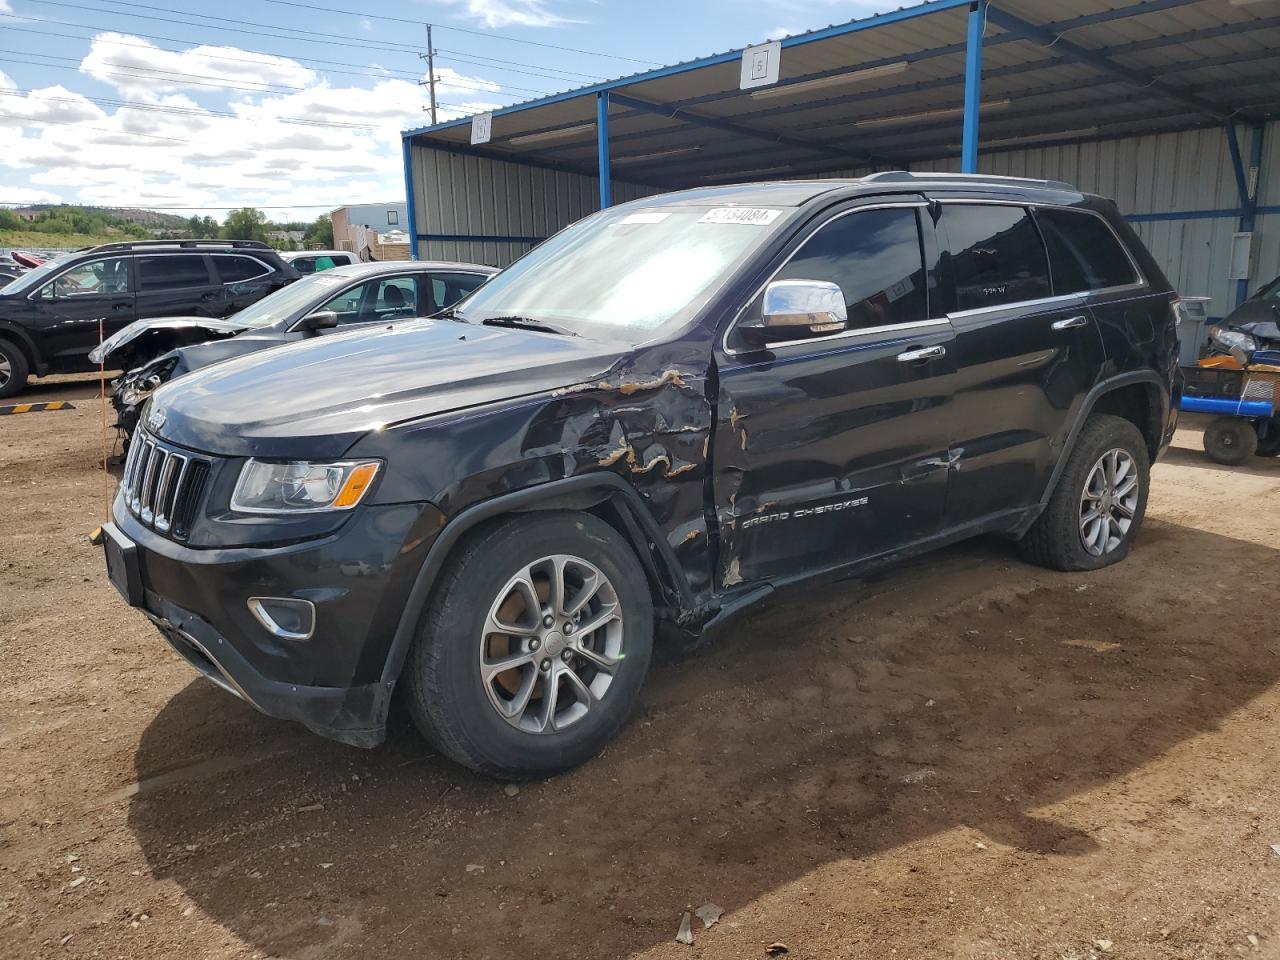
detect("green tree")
[220,207,268,242]
[303,214,333,248]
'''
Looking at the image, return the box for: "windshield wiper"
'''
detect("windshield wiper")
[480,315,578,337]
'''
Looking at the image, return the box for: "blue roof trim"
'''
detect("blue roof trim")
[400,0,972,142]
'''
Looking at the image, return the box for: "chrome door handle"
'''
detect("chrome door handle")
[1052,315,1089,331]
[897,344,946,363]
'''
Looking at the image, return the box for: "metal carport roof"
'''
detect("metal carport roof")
[402,0,1280,195]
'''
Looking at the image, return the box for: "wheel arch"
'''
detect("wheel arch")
[377,474,692,698]
[1031,372,1169,523]
[0,322,42,372]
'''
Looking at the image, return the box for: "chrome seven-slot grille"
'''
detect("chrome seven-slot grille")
[121,431,212,541]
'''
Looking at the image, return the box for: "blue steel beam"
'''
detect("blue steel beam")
[597,92,612,208]
[401,137,418,261]
[961,0,987,173]
[1225,122,1249,209]
[984,6,1244,122]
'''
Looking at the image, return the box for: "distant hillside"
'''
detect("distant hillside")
[11,204,191,230]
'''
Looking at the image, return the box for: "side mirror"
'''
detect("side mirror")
[741,279,847,346]
[302,310,339,331]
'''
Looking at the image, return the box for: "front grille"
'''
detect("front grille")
[121,432,213,541]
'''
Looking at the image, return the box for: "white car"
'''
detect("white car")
[281,249,359,275]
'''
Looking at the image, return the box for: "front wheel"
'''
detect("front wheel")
[0,339,30,399]
[1019,414,1151,572]
[403,511,653,779]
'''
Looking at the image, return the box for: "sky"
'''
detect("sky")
[0,0,888,221]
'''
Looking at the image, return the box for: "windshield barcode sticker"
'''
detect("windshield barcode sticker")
[699,207,782,225]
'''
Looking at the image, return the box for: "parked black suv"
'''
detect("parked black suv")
[99,174,1179,779]
[0,239,298,397]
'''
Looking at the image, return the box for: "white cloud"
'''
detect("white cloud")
[0,35,506,218]
[439,0,581,29]
[81,33,316,99]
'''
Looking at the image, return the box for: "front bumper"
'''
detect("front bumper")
[103,496,444,747]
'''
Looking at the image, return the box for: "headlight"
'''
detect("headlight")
[231,459,380,514]
[1209,327,1258,354]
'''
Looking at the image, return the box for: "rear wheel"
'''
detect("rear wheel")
[1203,416,1257,465]
[0,339,30,399]
[403,511,653,779]
[1019,414,1150,572]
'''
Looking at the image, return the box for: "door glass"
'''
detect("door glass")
[137,255,211,291]
[431,272,489,310]
[215,255,269,283]
[314,255,337,272]
[1035,208,1138,293]
[47,258,130,298]
[372,277,419,319]
[940,205,1051,311]
[774,207,927,330]
[292,257,318,275]
[319,280,373,322]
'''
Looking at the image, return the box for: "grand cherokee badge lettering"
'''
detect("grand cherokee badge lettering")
[741,497,869,530]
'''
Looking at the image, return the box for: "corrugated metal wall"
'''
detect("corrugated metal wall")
[409,123,1277,316]
[408,144,659,266]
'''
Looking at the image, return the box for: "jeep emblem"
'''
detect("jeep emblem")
[147,407,165,432]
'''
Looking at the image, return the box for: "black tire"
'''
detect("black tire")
[1203,416,1257,465]
[1019,414,1151,572]
[0,338,30,399]
[403,510,654,779]
[1254,418,1280,457]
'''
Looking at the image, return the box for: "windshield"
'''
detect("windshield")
[1,253,74,295]
[451,203,796,342]
[229,270,357,328]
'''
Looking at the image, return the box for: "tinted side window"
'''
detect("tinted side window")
[137,255,211,292]
[776,207,927,330]
[940,205,1050,312]
[431,272,488,310]
[46,257,130,298]
[215,255,270,283]
[1035,208,1139,293]
[292,257,318,275]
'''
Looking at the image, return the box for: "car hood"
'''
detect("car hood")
[89,315,251,365]
[148,318,626,458]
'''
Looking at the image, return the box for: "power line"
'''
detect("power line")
[0,50,512,105]
[0,87,380,129]
[1,15,426,81]
[253,0,659,65]
[4,15,602,88]
[0,110,193,141]
[32,0,427,55]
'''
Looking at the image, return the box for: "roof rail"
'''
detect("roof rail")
[86,238,272,253]
[861,170,1077,192]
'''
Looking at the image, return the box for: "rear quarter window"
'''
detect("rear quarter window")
[215,255,271,283]
[1035,208,1139,293]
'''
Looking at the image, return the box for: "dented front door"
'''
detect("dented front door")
[711,202,957,589]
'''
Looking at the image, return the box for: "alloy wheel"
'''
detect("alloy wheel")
[479,554,624,734]
[1079,448,1139,557]
[0,353,10,388]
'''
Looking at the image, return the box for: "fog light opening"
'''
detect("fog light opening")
[247,597,316,641]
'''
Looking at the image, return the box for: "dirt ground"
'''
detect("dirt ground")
[2,376,1279,960]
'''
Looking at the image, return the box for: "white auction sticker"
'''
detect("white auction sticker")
[620,211,672,224]
[699,207,783,225]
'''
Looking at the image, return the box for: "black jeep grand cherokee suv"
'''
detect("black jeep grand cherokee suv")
[100,173,1179,779]
[0,239,297,397]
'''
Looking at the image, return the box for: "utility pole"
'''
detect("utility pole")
[420,24,438,125]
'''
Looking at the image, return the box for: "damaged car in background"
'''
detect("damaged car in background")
[91,260,495,438]
[98,173,1179,780]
